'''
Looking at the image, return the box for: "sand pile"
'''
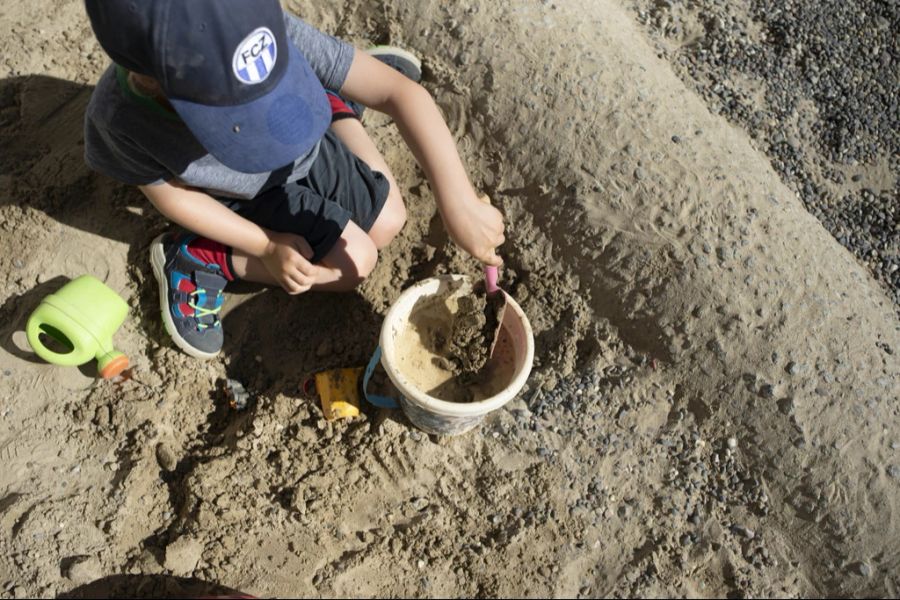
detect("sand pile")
[0,0,898,597]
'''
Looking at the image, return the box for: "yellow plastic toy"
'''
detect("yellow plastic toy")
[311,367,362,421]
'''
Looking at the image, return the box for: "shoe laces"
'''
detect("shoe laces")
[188,288,223,330]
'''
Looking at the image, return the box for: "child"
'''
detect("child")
[83,0,504,359]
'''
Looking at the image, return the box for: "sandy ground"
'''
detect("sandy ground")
[1,0,898,597]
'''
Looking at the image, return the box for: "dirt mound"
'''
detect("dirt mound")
[0,0,897,597]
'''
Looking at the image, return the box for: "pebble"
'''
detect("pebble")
[62,555,101,584]
[731,524,756,540]
[316,339,333,357]
[887,465,900,479]
[164,536,203,576]
[777,397,795,415]
[726,437,738,449]
[155,444,177,472]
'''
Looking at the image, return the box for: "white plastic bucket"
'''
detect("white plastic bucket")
[379,275,535,435]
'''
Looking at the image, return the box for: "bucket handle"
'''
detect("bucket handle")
[362,346,399,409]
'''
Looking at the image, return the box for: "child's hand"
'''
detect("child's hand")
[443,196,505,266]
[261,232,317,294]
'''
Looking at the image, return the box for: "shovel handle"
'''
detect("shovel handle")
[484,265,500,293]
[478,194,501,292]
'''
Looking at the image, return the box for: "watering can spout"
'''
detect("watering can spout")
[97,350,129,379]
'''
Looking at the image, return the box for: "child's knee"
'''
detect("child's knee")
[370,188,406,249]
[346,236,378,283]
[357,243,378,280]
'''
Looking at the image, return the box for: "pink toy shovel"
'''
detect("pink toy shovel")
[480,195,507,357]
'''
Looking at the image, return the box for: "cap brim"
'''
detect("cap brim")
[169,43,331,174]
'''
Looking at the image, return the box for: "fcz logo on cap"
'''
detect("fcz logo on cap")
[232,27,277,85]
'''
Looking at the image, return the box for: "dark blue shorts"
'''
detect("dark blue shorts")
[218,129,390,263]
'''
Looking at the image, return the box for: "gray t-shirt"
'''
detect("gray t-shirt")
[84,13,355,199]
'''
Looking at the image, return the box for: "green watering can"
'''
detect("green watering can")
[26,275,129,379]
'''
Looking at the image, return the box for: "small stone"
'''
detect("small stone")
[786,361,800,375]
[316,339,333,357]
[12,258,24,269]
[887,465,900,479]
[62,555,102,584]
[731,525,755,540]
[155,444,177,472]
[164,536,203,576]
[851,561,872,577]
[671,135,681,144]
[759,384,775,399]
[777,397,795,415]
[617,504,632,519]
[727,437,738,449]
[633,167,646,181]
[93,405,111,428]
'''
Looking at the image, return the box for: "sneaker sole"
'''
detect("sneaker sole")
[366,46,422,74]
[150,234,221,361]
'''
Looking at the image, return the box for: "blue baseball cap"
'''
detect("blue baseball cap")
[85,0,331,173]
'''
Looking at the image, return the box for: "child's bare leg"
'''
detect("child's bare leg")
[230,221,377,292]
[329,118,407,249]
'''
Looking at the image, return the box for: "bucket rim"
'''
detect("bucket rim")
[379,274,534,417]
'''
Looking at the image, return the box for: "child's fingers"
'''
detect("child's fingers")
[481,249,503,267]
[288,265,315,288]
[281,277,302,295]
[284,275,311,295]
[294,256,317,278]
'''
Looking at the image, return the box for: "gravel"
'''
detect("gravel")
[631,0,900,306]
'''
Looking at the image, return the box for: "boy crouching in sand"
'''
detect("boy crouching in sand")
[83,0,504,358]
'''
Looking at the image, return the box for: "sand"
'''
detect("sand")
[444,281,504,379]
[395,278,515,403]
[1,0,898,597]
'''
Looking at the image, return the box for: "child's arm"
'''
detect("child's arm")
[139,181,318,294]
[339,50,505,266]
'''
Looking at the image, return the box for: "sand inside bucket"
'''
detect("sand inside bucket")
[395,280,517,403]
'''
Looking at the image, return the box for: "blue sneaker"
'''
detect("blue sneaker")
[339,47,423,120]
[150,233,226,359]
[368,46,422,83]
